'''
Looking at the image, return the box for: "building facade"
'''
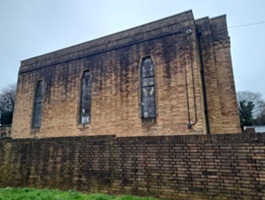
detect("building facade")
[11,10,241,138]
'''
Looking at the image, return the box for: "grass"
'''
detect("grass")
[0,188,158,200]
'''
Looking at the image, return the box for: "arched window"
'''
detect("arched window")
[32,80,44,128]
[141,57,156,119]
[80,71,91,124]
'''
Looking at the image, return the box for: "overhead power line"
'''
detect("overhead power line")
[229,21,265,29]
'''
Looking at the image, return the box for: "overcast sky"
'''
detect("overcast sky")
[0,0,265,98]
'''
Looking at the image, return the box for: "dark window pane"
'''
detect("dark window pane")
[142,58,154,78]
[80,71,91,124]
[142,86,156,118]
[32,80,43,128]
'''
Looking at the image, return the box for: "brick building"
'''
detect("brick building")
[11,10,240,138]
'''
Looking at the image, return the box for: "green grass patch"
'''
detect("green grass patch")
[0,188,158,200]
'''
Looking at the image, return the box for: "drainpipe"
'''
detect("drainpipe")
[184,29,198,129]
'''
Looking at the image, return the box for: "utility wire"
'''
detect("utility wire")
[229,21,265,29]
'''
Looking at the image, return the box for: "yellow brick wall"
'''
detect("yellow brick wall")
[196,16,241,134]
[11,11,240,138]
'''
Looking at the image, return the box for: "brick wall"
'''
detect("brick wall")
[0,126,11,138]
[195,16,240,134]
[11,10,241,138]
[1,133,265,199]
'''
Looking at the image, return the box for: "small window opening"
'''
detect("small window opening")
[32,80,44,128]
[80,71,91,124]
[141,57,156,119]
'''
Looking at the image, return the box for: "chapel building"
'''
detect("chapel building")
[11,10,241,138]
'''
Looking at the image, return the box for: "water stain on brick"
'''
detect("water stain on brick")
[12,10,240,139]
[3,134,265,199]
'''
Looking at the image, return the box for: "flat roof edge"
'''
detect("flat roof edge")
[21,10,194,67]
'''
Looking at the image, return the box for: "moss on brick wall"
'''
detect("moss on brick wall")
[0,133,265,199]
[0,143,12,184]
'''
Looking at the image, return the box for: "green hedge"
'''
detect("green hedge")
[0,111,13,125]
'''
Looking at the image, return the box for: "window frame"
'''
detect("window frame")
[140,56,157,120]
[79,70,92,125]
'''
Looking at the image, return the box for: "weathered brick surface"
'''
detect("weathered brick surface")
[195,16,240,134]
[11,10,240,138]
[1,133,265,199]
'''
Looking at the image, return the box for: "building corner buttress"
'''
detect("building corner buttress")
[195,15,241,134]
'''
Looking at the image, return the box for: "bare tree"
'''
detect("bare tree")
[0,84,16,125]
[237,91,265,118]
[256,107,265,125]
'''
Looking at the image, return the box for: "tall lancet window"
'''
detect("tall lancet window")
[141,57,156,119]
[80,71,91,124]
[32,80,44,128]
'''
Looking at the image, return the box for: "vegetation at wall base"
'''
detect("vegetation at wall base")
[0,188,158,200]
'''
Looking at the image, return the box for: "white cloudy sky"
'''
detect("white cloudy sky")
[0,0,265,98]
